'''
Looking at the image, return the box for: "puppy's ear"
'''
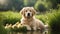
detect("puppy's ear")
[31,7,36,15]
[20,9,23,15]
[20,8,25,15]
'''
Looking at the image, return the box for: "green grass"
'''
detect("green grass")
[48,10,60,34]
[0,11,21,25]
[0,16,7,34]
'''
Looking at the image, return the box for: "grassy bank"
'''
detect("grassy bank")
[0,11,21,25]
[0,11,47,25]
[0,10,60,25]
[0,10,60,34]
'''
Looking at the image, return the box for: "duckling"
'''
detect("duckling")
[17,23,23,28]
[12,22,20,29]
[12,24,16,29]
[8,24,12,29]
[12,22,19,29]
[5,24,9,29]
[16,22,20,25]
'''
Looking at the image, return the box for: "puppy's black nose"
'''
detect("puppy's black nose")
[28,13,30,16]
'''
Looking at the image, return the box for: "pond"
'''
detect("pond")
[8,30,48,34]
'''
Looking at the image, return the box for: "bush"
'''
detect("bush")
[24,0,37,7]
[0,16,7,34]
[0,11,21,25]
[0,26,7,34]
[34,0,49,12]
[36,15,49,24]
[48,10,60,34]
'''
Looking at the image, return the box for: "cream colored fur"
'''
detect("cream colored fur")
[20,7,46,31]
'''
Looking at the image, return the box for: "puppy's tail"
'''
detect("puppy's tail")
[45,25,49,29]
[43,25,49,34]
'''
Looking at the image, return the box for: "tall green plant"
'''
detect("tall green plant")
[0,14,7,34]
[49,11,60,34]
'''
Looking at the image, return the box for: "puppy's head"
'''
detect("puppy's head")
[20,7,36,19]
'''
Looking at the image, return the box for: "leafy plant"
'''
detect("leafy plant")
[49,10,60,34]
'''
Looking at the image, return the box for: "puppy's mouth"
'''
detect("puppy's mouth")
[27,13,31,18]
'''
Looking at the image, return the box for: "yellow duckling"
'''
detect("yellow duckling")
[12,22,20,29]
[5,24,9,29]
[17,23,23,28]
[8,24,12,29]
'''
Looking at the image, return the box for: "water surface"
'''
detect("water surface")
[9,31,43,34]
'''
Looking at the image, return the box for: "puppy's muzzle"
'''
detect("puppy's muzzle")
[27,13,30,16]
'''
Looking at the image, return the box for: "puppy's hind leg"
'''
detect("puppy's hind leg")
[32,26,37,31]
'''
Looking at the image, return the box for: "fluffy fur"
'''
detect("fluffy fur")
[20,7,45,31]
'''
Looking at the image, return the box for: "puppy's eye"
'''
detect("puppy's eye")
[30,10,31,12]
[25,10,27,12]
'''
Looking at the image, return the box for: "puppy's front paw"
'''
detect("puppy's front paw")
[24,25,31,30]
[27,27,31,30]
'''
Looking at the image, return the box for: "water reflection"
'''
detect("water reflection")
[9,31,42,34]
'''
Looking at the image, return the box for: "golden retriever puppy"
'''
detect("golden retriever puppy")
[20,7,45,31]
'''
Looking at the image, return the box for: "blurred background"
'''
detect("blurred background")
[0,0,60,12]
[0,0,60,34]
